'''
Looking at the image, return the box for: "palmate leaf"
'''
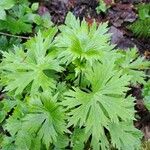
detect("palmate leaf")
[1,99,29,150]
[1,136,16,150]
[109,122,142,150]
[0,27,63,96]
[55,12,114,69]
[62,57,140,149]
[116,48,150,84]
[22,95,67,150]
[2,95,67,150]
[4,100,28,137]
[0,1,51,34]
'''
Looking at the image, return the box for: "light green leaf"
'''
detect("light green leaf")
[0,0,15,10]
[62,58,136,149]
[0,99,16,123]
[0,8,6,20]
[71,128,89,150]
[116,47,150,84]
[22,95,67,149]
[54,134,69,149]
[109,122,142,150]
[0,28,62,96]
[31,3,39,11]
[55,12,113,72]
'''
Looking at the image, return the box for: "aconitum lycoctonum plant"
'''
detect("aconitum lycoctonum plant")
[0,12,149,150]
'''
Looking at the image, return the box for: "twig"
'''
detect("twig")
[0,32,30,39]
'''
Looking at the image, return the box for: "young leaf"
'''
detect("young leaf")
[116,47,150,84]
[55,12,113,69]
[31,3,39,11]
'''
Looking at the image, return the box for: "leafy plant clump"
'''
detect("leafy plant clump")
[0,0,53,53]
[0,12,150,150]
[128,4,150,38]
[0,0,52,34]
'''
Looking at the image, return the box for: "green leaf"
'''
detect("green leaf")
[4,103,26,136]
[15,130,32,150]
[109,122,142,150]
[128,4,150,38]
[143,81,150,110]
[0,8,6,20]
[31,3,39,11]
[116,47,150,84]
[1,136,16,150]
[0,36,21,51]
[138,4,150,20]
[0,28,63,96]
[0,99,16,123]
[22,95,67,149]
[54,134,69,149]
[71,128,88,150]
[0,17,33,34]
[2,95,67,150]
[62,58,137,149]
[55,12,113,71]
[0,0,15,10]
[96,0,107,13]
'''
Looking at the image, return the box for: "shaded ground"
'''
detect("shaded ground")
[38,0,150,140]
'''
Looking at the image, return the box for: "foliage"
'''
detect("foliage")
[0,0,52,34]
[62,58,142,149]
[55,12,114,75]
[0,36,22,52]
[116,48,150,85]
[1,12,149,150]
[0,27,63,96]
[96,0,114,13]
[143,80,150,110]
[128,4,150,38]
[0,0,15,20]
[0,0,53,55]
[1,94,67,150]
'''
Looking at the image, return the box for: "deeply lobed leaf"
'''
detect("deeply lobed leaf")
[55,12,114,73]
[0,27,63,96]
